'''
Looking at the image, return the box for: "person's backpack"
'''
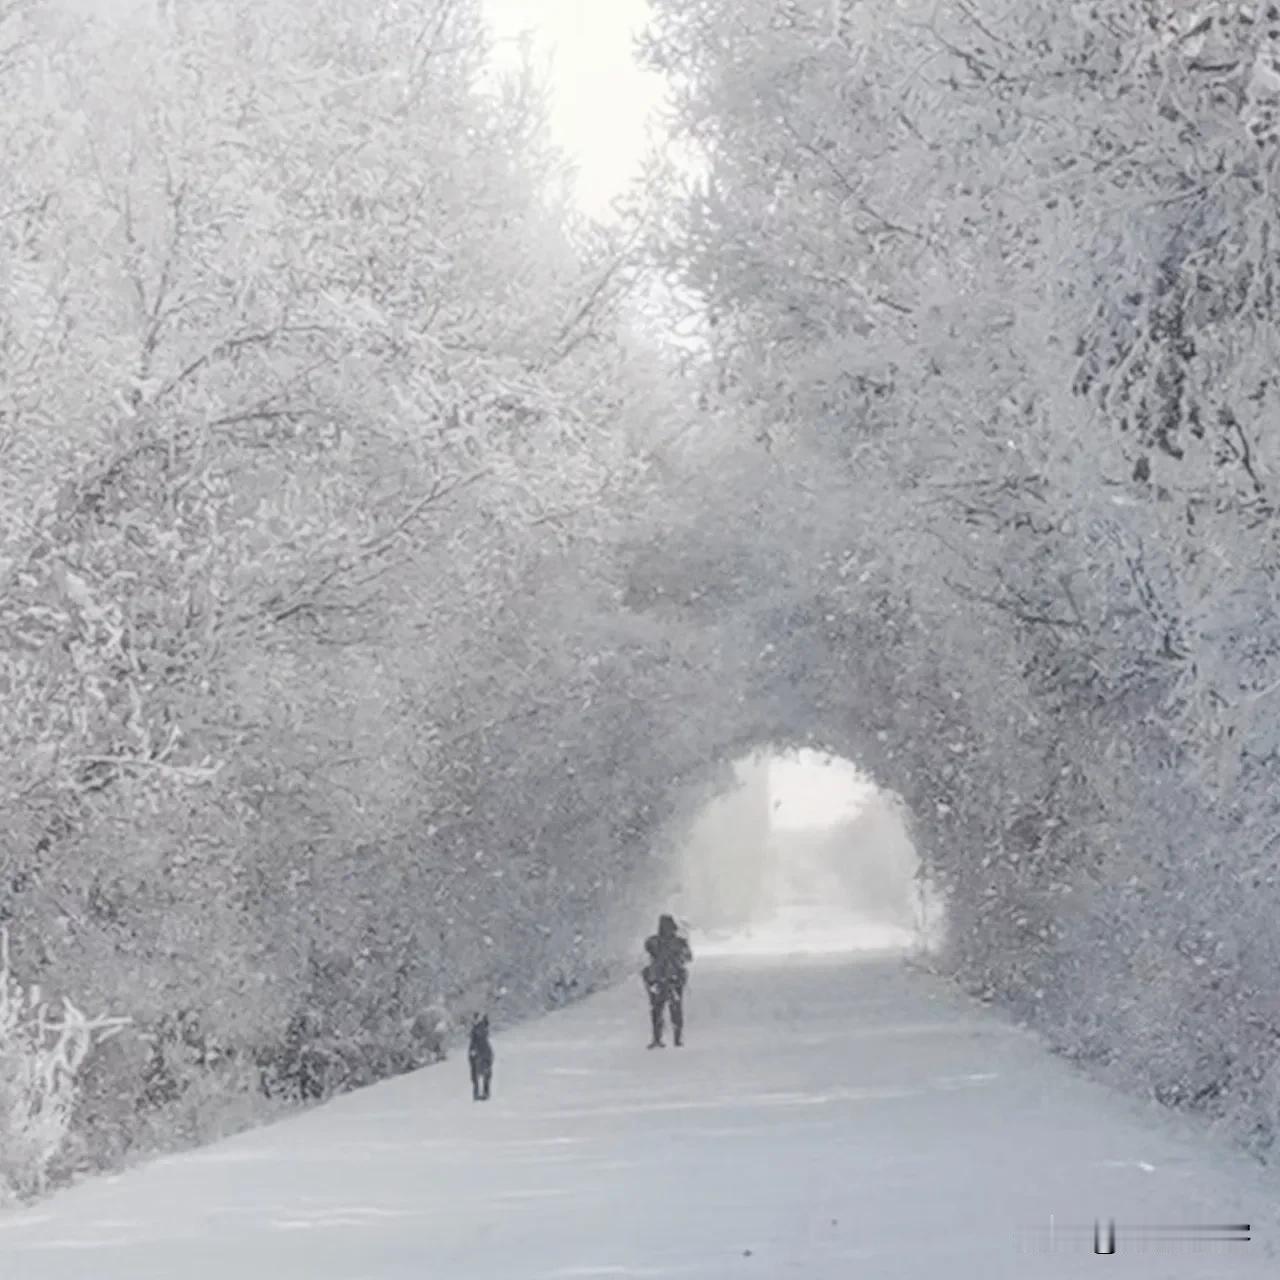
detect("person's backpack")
[647,935,688,985]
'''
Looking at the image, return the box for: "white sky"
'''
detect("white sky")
[482,0,663,217]
[768,750,873,830]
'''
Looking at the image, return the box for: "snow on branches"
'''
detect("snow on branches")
[0,931,126,1204]
[642,0,1280,1152]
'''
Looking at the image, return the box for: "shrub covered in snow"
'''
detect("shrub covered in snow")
[0,932,124,1203]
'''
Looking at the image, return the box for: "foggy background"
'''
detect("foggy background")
[670,752,944,957]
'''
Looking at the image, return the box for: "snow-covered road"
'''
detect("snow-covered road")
[2,955,1277,1279]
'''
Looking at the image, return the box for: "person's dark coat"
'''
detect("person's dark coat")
[643,914,692,992]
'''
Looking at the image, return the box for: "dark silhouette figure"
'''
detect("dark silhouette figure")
[642,914,692,1048]
[468,1014,494,1101]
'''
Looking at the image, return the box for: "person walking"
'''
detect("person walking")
[642,914,692,1048]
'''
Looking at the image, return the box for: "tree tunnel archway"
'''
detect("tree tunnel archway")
[640,746,945,961]
[601,553,974,988]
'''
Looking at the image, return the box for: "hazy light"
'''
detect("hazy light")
[670,751,945,959]
[483,0,663,217]
[769,750,874,830]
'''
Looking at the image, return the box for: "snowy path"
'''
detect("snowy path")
[2,955,1277,1279]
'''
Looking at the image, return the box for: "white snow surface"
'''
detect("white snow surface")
[691,904,930,957]
[2,955,1278,1279]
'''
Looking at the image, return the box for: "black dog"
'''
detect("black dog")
[468,1014,494,1101]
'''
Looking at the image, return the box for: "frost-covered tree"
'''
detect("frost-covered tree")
[0,931,124,1203]
[0,0,693,1186]
[642,0,1280,1152]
